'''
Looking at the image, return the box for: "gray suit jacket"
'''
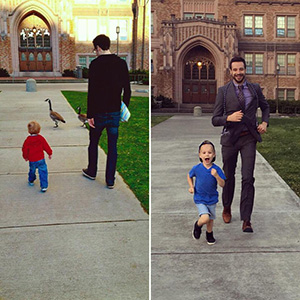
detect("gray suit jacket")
[212,81,270,146]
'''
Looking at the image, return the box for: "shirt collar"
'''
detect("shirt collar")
[233,80,248,89]
[98,50,111,56]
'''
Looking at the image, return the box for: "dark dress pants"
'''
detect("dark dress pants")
[221,134,257,221]
[88,112,120,186]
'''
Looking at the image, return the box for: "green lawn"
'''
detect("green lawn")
[62,91,149,212]
[257,117,300,198]
[151,115,173,127]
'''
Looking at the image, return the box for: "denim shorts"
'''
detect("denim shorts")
[195,203,217,220]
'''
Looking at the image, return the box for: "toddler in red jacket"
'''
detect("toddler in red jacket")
[22,121,52,192]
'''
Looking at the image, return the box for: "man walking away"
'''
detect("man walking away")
[82,34,131,189]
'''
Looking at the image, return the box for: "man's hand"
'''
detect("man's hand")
[188,187,194,194]
[88,118,95,128]
[49,155,52,160]
[257,122,267,134]
[227,110,243,122]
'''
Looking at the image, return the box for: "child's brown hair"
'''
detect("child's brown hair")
[27,121,41,134]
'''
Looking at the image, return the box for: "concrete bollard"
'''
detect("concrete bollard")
[26,78,37,92]
[194,106,202,117]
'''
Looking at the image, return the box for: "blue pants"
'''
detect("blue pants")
[28,159,48,189]
[88,111,120,186]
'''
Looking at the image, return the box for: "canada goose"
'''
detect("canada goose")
[45,98,66,128]
[76,106,88,127]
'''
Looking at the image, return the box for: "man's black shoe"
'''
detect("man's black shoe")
[82,168,96,180]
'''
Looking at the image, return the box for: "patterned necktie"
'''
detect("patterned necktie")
[237,85,245,112]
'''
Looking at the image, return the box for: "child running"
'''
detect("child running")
[187,140,225,244]
[22,121,52,192]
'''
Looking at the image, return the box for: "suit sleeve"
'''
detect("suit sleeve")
[256,84,270,124]
[212,86,228,127]
[121,60,131,107]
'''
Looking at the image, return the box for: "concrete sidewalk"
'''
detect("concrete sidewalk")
[0,83,148,300]
[151,115,300,300]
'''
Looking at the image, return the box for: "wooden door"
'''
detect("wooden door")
[19,16,52,72]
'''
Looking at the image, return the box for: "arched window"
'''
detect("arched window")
[192,64,199,80]
[19,16,51,49]
[184,59,216,81]
[184,63,191,79]
[29,53,34,61]
[46,53,51,61]
[200,65,207,79]
[37,53,43,61]
[208,64,215,79]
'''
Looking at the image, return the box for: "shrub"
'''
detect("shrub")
[267,99,300,115]
[62,69,75,77]
[82,67,89,78]
[153,94,175,108]
[129,69,149,84]
[0,68,10,77]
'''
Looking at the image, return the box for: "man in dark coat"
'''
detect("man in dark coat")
[82,34,131,189]
[212,56,269,232]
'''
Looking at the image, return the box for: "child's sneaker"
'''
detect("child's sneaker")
[192,221,202,240]
[28,181,34,186]
[41,187,47,193]
[206,231,216,245]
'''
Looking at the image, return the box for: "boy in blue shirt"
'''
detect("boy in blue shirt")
[187,140,226,244]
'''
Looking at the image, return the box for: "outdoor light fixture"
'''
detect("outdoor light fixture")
[197,61,202,68]
[116,26,120,56]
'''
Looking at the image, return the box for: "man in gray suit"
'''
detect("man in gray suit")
[212,56,269,232]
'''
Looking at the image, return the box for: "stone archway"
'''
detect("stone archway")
[182,46,217,104]
[9,0,61,76]
[174,36,224,104]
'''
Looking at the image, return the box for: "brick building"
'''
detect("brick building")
[0,0,149,77]
[151,0,300,106]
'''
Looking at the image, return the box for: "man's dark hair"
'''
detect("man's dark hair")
[198,140,216,162]
[93,34,110,51]
[229,56,246,70]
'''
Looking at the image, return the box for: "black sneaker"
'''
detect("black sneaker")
[192,221,202,240]
[206,231,216,245]
[82,168,96,180]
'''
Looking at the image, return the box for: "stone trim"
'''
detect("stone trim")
[9,0,61,76]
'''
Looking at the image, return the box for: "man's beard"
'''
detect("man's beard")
[233,74,245,84]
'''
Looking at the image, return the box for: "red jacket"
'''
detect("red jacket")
[22,134,52,162]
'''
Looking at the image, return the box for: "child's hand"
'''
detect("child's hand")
[211,168,217,177]
[189,187,194,194]
[49,155,52,160]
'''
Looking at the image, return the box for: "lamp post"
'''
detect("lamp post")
[276,63,280,115]
[116,26,120,56]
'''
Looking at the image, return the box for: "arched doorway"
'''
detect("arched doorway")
[18,12,52,72]
[182,46,216,104]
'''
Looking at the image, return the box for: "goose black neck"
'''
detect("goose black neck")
[48,100,53,111]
